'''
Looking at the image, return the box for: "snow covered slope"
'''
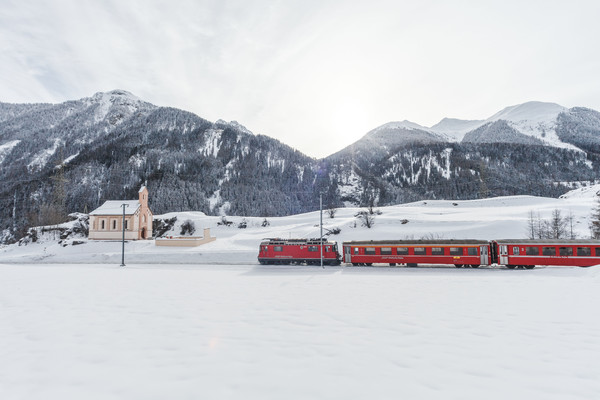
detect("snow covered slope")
[479,101,576,149]
[430,117,486,140]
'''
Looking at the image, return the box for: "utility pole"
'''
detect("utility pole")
[320,193,324,269]
[120,203,129,267]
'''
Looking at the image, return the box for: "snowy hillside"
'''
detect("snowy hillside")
[1,188,598,265]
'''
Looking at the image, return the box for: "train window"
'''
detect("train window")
[467,247,478,256]
[414,247,426,255]
[308,246,319,252]
[380,247,392,255]
[513,247,520,255]
[354,247,359,255]
[542,247,556,256]
[365,247,376,255]
[274,246,283,252]
[396,247,409,255]
[431,247,444,255]
[596,248,600,257]
[559,247,573,256]
[326,246,330,252]
[577,247,592,256]
[449,247,463,255]
[525,247,539,256]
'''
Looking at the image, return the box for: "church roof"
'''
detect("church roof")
[89,200,141,216]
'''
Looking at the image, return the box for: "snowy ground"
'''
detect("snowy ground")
[1,263,599,399]
[1,188,600,399]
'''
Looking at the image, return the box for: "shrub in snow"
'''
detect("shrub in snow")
[18,228,38,246]
[325,227,341,236]
[326,207,337,219]
[261,218,270,227]
[153,217,177,238]
[180,220,196,235]
[238,219,247,229]
[217,216,233,227]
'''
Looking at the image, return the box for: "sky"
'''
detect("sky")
[1,0,600,158]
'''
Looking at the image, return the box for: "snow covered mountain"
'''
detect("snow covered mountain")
[344,101,597,150]
[0,90,325,242]
[322,101,600,207]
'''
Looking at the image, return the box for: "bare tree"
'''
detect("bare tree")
[549,209,567,239]
[355,210,375,228]
[535,212,546,239]
[526,210,537,239]
[566,210,577,239]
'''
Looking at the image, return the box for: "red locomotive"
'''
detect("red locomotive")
[258,238,341,265]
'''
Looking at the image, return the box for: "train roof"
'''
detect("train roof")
[260,238,337,245]
[342,239,488,246]
[495,239,600,245]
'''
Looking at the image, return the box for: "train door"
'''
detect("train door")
[344,246,352,263]
[499,245,508,265]
[480,245,489,265]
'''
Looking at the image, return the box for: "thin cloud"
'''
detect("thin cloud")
[1,0,599,158]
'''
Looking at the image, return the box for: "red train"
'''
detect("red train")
[343,239,600,268]
[258,238,600,268]
[343,240,490,267]
[258,238,341,265]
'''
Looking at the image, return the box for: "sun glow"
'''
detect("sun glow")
[329,98,370,151]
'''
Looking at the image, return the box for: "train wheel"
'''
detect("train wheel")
[389,263,396,267]
[454,264,464,268]
[506,265,516,269]
[366,263,373,266]
[470,265,480,268]
[525,265,535,269]
[352,263,358,266]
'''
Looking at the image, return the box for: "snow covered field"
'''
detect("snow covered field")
[1,189,600,399]
[1,263,599,399]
